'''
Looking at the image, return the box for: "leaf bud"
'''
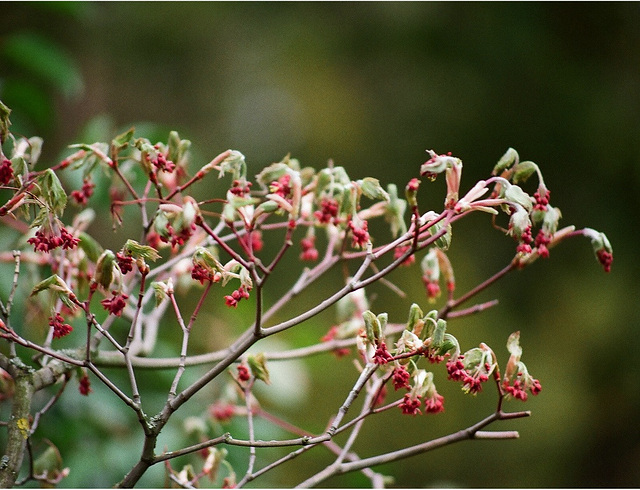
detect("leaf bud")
[492,147,519,175]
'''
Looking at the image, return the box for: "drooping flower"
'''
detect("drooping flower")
[348,219,370,249]
[101,291,129,316]
[0,157,14,185]
[224,286,251,308]
[70,178,96,205]
[399,393,422,416]
[373,341,394,365]
[392,365,411,391]
[49,312,73,339]
[116,252,135,274]
[300,236,319,262]
[423,390,445,414]
[78,373,92,396]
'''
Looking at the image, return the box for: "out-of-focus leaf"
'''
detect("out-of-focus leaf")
[1,32,84,98]
[0,99,11,143]
[1,79,54,130]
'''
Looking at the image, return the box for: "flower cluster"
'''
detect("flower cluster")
[224,286,250,308]
[191,264,219,284]
[398,370,444,416]
[300,236,319,262]
[348,219,370,249]
[314,197,340,224]
[209,402,236,422]
[49,312,73,339]
[148,146,176,173]
[28,227,80,253]
[70,178,95,205]
[101,291,129,317]
[372,341,393,365]
[78,373,92,396]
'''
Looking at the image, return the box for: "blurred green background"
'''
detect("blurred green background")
[1,2,638,488]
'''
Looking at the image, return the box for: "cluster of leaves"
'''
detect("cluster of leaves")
[0,99,612,488]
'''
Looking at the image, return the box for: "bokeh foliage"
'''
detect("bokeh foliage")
[1,2,638,487]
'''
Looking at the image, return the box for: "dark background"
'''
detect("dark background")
[1,2,638,487]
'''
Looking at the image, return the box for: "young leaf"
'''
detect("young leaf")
[247,353,270,384]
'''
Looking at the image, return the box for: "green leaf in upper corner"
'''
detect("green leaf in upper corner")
[2,32,84,99]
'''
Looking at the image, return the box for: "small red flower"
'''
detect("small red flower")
[348,219,370,249]
[78,373,92,396]
[240,230,263,253]
[422,277,441,301]
[116,252,134,274]
[237,364,250,382]
[70,178,96,205]
[300,236,319,261]
[0,157,14,185]
[399,393,422,416]
[148,146,176,173]
[394,245,415,266]
[191,264,216,284]
[209,402,236,422]
[446,357,467,382]
[269,174,292,198]
[373,341,394,365]
[533,188,550,212]
[101,291,129,316]
[424,392,445,414]
[596,248,613,273]
[534,230,552,259]
[314,197,339,224]
[60,227,80,250]
[392,365,411,391]
[229,179,252,197]
[224,286,250,308]
[49,312,73,339]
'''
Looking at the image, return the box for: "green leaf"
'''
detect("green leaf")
[39,168,67,216]
[0,99,12,143]
[247,353,270,384]
[506,331,523,358]
[112,127,135,150]
[78,232,104,262]
[359,177,390,201]
[94,250,116,289]
[152,281,169,306]
[218,150,246,181]
[512,161,538,185]
[123,239,161,262]
[493,147,519,175]
[2,32,84,98]
[255,162,290,187]
[503,184,533,212]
